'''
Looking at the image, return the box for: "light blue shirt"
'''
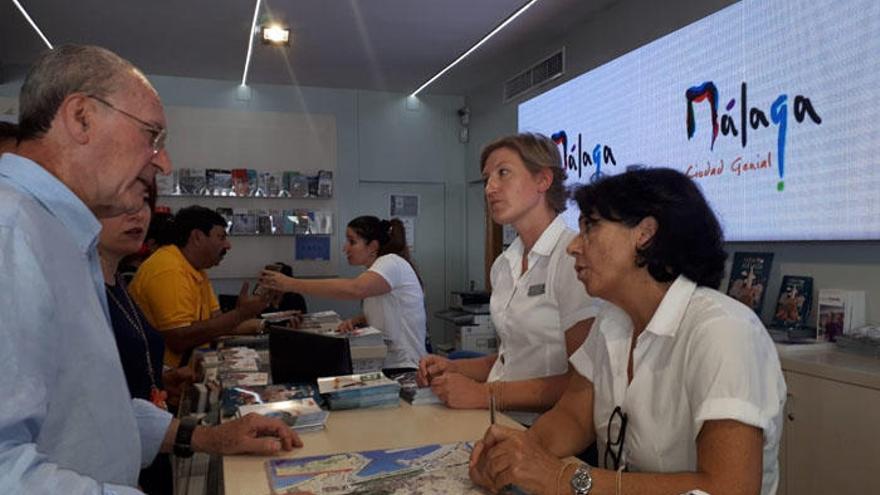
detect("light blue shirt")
[0,153,173,495]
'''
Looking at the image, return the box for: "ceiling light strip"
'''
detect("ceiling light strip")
[12,0,53,49]
[241,0,263,86]
[410,0,540,97]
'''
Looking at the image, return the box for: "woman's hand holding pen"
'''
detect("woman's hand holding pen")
[469,425,564,495]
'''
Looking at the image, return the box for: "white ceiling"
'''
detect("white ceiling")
[1,0,617,95]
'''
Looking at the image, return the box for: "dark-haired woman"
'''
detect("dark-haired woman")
[469,168,786,495]
[259,216,426,375]
[98,185,187,494]
[418,133,599,424]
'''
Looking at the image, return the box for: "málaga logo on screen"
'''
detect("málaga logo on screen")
[685,81,822,191]
[550,131,617,183]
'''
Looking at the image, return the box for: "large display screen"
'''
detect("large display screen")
[519,0,880,241]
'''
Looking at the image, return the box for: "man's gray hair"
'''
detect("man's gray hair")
[18,45,147,140]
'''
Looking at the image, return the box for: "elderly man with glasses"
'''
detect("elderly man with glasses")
[0,45,301,494]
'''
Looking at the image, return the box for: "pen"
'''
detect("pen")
[489,388,496,425]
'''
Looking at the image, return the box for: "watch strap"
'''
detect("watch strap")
[173,416,199,458]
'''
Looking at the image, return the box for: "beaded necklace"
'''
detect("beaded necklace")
[105,275,168,410]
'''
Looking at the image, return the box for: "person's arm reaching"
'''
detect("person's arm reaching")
[259,270,391,300]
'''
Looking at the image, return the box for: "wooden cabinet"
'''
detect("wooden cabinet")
[780,368,880,495]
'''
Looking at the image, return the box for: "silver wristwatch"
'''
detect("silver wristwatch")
[570,464,593,495]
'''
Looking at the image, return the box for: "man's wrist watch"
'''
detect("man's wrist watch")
[173,417,199,458]
[570,464,593,495]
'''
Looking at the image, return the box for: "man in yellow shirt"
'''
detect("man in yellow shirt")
[130,205,269,366]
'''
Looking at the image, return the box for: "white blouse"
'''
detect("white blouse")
[488,215,599,383]
[364,253,427,369]
[571,275,786,495]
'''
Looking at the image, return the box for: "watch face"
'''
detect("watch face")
[571,466,593,494]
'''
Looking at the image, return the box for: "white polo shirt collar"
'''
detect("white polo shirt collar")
[502,214,567,278]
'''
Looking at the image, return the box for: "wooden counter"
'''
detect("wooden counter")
[222,402,521,495]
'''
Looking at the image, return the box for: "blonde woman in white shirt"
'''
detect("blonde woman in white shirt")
[259,216,426,375]
[469,168,786,495]
[418,133,598,423]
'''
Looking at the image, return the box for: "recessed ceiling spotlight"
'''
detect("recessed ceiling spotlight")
[261,24,291,46]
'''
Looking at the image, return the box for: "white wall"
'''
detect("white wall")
[463,0,880,326]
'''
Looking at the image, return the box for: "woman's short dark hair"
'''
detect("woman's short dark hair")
[572,167,727,288]
[480,132,568,213]
[171,205,227,248]
[347,215,421,282]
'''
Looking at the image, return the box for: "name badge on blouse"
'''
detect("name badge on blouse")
[527,283,546,296]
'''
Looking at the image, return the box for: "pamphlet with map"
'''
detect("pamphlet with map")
[266,442,484,494]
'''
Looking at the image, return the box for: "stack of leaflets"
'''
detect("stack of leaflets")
[318,372,401,410]
[238,398,329,433]
[345,326,387,373]
[220,383,317,418]
[218,347,268,387]
[299,310,344,332]
[395,371,442,406]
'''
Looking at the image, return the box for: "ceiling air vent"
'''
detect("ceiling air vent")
[503,48,565,103]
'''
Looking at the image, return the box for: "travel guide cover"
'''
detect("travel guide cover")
[726,252,774,315]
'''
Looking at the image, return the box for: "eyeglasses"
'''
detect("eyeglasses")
[88,95,167,155]
[604,405,628,471]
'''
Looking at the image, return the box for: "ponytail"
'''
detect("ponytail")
[347,215,422,284]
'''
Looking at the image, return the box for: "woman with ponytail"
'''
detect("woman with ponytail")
[259,215,427,376]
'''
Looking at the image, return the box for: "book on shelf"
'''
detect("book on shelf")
[215,207,234,232]
[770,275,813,330]
[231,208,257,235]
[317,170,333,197]
[267,209,284,235]
[726,251,774,315]
[238,398,329,433]
[280,209,296,234]
[156,169,179,196]
[256,210,273,234]
[286,172,310,198]
[817,289,866,341]
[307,175,319,197]
[266,442,480,495]
[206,168,232,196]
[220,382,317,418]
[231,168,252,196]
[311,210,334,234]
[178,168,207,195]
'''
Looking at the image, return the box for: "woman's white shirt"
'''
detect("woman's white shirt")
[363,253,427,369]
[570,275,786,495]
[488,215,599,383]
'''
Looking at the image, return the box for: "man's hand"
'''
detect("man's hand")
[430,372,489,409]
[417,354,455,386]
[192,413,303,456]
[232,318,264,335]
[235,281,270,320]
